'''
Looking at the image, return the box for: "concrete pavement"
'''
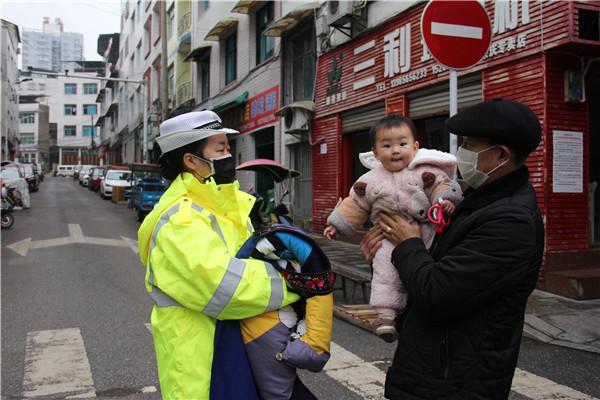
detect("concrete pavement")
[312,234,600,354]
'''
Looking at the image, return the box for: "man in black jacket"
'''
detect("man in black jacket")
[363,99,545,399]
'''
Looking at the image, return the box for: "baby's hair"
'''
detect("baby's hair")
[369,115,417,147]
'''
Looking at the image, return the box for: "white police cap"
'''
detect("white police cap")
[156,110,238,154]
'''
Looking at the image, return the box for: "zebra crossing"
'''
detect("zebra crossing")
[13,324,598,400]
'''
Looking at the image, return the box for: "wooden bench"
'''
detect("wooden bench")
[331,261,372,304]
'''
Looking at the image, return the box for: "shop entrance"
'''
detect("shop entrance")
[254,127,275,210]
[589,73,600,245]
[413,115,449,152]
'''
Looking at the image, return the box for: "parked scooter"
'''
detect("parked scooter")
[1,186,15,229]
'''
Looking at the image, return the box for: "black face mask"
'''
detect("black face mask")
[192,153,237,185]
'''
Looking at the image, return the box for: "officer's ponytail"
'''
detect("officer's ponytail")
[159,139,207,180]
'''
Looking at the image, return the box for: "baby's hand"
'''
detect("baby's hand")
[438,199,456,215]
[323,225,337,240]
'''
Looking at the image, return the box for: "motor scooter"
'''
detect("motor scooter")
[1,186,15,229]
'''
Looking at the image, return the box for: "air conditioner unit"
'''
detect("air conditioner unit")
[316,14,330,39]
[284,108,310,134]
[327,0,355,28]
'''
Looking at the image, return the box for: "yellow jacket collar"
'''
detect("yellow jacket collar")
[177,172,255,216]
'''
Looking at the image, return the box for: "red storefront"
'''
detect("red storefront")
[311,1,600,298]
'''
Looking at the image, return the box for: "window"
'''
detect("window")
[199,58,210,101]
[64,125,76,136]
[200,0,209,13]
[144,16,152,58]
[225,33,237,85]
[19,132,34,144]
[64,83,77,94]
[256,3,274,64]
[83,104,97,115]
[284,26,316,102]
[167,4,175,40]
[167,64,174,100]
[20,112,35,124]
[64,104,77,115]
[83,126,96,137]
[153,1,161,44]
[83,83,98,94]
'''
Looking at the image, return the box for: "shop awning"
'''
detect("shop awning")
[263,2,319,37]
[184,43,212,62]
[212,91,248,113]
[275,100,315,116]
[231,0,263,14]
[95,115,105,127]
[204,18,239,41]
[106,102,119,116]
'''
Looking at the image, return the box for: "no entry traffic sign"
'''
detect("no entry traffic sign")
[421,0,492,70]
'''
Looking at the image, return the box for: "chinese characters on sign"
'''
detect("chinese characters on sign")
[320,0,534,105]
[239,87,279,133]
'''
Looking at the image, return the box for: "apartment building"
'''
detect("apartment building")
[1,19,21,161]
[22,17,84,73]
[19,69,102,165]
[116,0,164,164]
[18,101,50,165]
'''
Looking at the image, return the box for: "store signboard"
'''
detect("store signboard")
[239,86,279,133]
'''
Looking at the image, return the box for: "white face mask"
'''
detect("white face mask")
[456,145,509,189]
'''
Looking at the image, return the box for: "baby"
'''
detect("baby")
[324,115,462,342]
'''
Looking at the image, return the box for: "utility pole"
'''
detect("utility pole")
[161,0,168,121]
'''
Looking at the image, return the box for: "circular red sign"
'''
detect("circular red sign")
[421,0,492,70]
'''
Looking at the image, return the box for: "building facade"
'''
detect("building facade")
[1,19,21,161]
[115,0,163,164]
[19,70,102,166]
[22,18,84,73]
[18,102,50,165]
[311,0,600,298]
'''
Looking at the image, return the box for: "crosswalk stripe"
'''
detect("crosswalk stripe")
[324,342,385,399]
[23,328,96,399]
[512,368,599,400]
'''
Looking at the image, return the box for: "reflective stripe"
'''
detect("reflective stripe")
[247,221,253,233]
[149,285,182,308]
[264,261,284,312]
[191,202,204,214]
[203,257,245,318]
[208,214,227,246]
[147,203,182,307]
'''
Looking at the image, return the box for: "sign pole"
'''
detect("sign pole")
[449,69,458,153]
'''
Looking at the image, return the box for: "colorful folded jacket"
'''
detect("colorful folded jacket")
[237,224,335,400]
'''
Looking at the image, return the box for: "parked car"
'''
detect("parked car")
[56,165,75,177]
[21,163,39,192]
[129,164,166,221]
[88,167,105,192]
[78,165,96,186]
[100,168,132,200]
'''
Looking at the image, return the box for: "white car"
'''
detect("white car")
[100,169,132,200]
[78,165,96,187]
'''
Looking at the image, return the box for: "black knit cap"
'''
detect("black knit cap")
[446,98,541,155]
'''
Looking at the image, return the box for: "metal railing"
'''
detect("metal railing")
[177,81,192,105]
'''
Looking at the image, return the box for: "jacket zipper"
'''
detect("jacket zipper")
[441,327,450,379]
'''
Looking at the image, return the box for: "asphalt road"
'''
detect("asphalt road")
[2,177,599,399]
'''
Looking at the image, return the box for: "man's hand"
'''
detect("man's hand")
[360,226,385,262]
[379,212,422,246]
[323,225,337,240]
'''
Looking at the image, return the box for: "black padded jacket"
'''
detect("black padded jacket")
[385,166,545,400]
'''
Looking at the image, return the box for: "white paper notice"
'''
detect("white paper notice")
[320,143,328,155]
[552,130,583,193]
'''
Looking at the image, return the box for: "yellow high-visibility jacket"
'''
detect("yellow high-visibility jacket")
[138,172,300,399]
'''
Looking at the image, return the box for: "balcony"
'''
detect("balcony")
[177,12,191,38]
[177,81,192,105]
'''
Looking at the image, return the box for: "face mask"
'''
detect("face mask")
[191,153,237,185]
[456,145,509,189]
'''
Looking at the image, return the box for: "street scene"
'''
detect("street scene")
[2,0,600,399]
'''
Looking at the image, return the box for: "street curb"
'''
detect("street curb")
[522,318,600,354]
